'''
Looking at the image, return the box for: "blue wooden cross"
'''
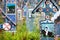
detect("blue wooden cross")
[40,19,54,40]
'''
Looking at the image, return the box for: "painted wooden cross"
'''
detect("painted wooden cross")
[40,19,54,40]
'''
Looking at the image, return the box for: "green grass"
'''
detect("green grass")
[0,19,40,40]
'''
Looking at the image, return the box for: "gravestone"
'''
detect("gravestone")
[0,0,16,31]
[40,19,54,40]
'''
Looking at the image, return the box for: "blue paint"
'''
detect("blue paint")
[10,25,16,31]
[43,8,54,15]
[7,3,15,6]
[23,5,28,17]
[55,23,60,36]
[7,15,16,23]
[5,14,16,31]
[41,37,54,40]
[0,24,3,29]
[41,24,54,32]
[26,17,35,31]
[12,0,15,2]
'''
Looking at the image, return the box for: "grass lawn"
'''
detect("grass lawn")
[0,19,40,40]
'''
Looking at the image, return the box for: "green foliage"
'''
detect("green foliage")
[0,19,40,40]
